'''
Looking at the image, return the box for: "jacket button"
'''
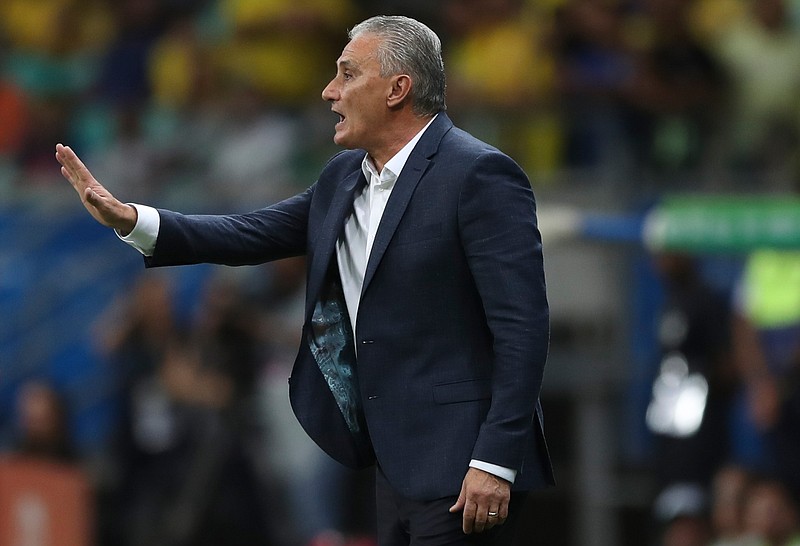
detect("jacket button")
[361,339,374,344]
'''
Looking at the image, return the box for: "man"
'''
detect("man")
[56,15,553,545]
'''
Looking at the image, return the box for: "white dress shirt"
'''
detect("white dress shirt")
[117,114,516,484]
[336,115,435,337]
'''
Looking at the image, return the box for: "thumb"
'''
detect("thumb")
[85,186,117,214]
[84,187,100,206]
[449,487,466,513]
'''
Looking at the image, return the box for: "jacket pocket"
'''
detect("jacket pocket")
[433,379,492,404]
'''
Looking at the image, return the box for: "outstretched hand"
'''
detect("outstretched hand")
[55,143,137,235]
[449,467,511,534]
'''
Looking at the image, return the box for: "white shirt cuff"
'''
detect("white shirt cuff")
[469,459,517,484]
[116,203,159,256]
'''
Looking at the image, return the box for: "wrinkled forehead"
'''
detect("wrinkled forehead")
[336,33,382,69]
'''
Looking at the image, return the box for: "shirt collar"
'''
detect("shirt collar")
[361,114,438,188]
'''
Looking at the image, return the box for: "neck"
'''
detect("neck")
[368,113,434,172]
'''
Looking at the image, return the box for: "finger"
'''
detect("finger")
[55,143,67,165]
[57,145,93,187]
[60,164,89,202]
[85,187,101,207]
[472,512,488,534]
[55,144,78,175]
[56,148,84,190]
[449,486,466,513]
[60,166,75,185]
[495,503,509,525]
[58,144,83,171]
[462,500,477,534]
[485,508,499,529]
[58,146,111,207]
[489,503,511,529]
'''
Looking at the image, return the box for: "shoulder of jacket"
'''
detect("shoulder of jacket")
[440,127,521,174]
[321,149,364,172]
[442,125,502,157]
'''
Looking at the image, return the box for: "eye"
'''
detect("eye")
[343,72,353,81]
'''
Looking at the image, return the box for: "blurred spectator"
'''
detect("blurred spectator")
[190,271,265,405]
[211,0,355,108]
[0,79,29,159]
[201,81,303,208]
[94,271,274,546]
[96,12,240,203]
[255,258,307,355]
[741,479,800,546]
[653,483,712,546]
[12,380,75,463]
[660,514,712,546]
[0,0,114,174]
[0,0,113,98]
[0,0,113,56]
[444,0,562,178]
[161,274,273,546]
[731,250,800,501]
[623,0,724,175]
[704,0,800,187]
[92,272,179,546]
[94,0,168,108]
[95,273,179,383]
[2,380,92,546]
[646,253,735,490]
[16,98,72,185]
[689,0,747,42]
[113,335,271,546]
[0,76,27,187]
[148,16,215,112]
[90,106,164,203]
[553,0,638,173]
[709,464,754,546]
[352,0,444,38]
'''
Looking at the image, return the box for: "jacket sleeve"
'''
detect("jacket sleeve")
[145,185,314,268]
[457,151,550,471]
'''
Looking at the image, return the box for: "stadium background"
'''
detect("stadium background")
[2,0,800,545]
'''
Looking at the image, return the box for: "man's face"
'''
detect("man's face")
[322,34,393,151]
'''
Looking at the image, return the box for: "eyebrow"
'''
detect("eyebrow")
[337,59,359,71]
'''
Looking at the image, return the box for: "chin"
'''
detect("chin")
[333,133,354,149]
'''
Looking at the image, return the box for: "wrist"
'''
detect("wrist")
[469,459,516,484]
[117,204,138,236]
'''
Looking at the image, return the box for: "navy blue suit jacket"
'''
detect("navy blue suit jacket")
[144,113,554,500]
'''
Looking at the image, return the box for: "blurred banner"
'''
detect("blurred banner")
[540,195,800,252]
[0,458,92,546]
[644,196,800,252]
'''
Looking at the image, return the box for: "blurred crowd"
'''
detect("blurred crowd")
[2,0,800,199]
[4,0,800,545]
[646,249,800,546]
[5,258,378,546]
[653,464,800,546]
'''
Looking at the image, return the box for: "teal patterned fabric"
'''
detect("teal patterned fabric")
[307,273,365,436]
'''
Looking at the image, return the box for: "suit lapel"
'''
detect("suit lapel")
[306,168,366,317]
[361,114,453,295]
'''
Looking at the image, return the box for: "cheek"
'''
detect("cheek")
[343,113,364,134]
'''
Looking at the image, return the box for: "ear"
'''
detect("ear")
[387,74,412,108]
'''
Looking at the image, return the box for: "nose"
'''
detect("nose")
[322,78,338,102]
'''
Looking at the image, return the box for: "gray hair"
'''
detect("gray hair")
[349,15,446,116]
